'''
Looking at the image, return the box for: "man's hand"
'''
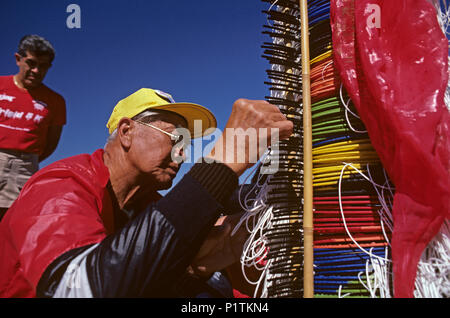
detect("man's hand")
[206,99,293,176]
[190,213,248,278]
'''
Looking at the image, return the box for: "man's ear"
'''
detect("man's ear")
[117,118,133,149]
[14,53,22,66]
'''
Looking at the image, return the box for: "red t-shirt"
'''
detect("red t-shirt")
[0,75,66,154]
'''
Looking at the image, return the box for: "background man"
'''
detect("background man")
[0,35,66,220]
[0,88,292,297]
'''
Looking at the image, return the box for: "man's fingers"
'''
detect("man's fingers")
[270,119,294,140]
[251,101,293,138]
[267,112,288,123]
[212,98,295,175]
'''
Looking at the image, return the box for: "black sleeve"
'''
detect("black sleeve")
[37,162,238,298]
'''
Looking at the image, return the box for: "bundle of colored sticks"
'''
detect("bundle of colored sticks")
[236,0,449,298]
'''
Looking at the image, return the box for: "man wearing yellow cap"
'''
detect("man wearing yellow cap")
[0,88,293,298]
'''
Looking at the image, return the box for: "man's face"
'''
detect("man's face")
[15,51,52,88]
[129,114,187,190]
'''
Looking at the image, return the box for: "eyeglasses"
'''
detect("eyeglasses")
[134,120,183,144]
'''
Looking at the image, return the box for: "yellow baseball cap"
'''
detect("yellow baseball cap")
[106,88,217,139]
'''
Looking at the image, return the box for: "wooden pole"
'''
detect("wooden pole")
[299,0,314,298]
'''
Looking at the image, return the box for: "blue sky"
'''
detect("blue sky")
[1,0,270,190]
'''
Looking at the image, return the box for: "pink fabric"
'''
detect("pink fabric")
[330,0,450,297]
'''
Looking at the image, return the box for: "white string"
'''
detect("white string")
[236,203,273,298]
[266,0,279,27]
[321,60,333,81]
[236,150,271,214]
[337,285,351,298]
[335,161,395,297]
[339,82,360,119]
[338,162,392,263]
[366,164,394,244]
[337,157,449,298]
[339,160,449,298]
[339,83,368,134]
[344,107,368,134]
[414,220,450,298]
[356,247,392,298]
[340,162,393,191]
[231,163,274,297]
[431,0,450,38]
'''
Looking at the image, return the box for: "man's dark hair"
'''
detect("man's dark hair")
[17,35,55,62]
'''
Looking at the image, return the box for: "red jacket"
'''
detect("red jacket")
[0,150,113,297]
[0,149,240,298]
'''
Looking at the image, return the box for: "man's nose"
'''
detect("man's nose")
[30,67,42,76]
[31,65,46,73]
[172,144,186,163]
